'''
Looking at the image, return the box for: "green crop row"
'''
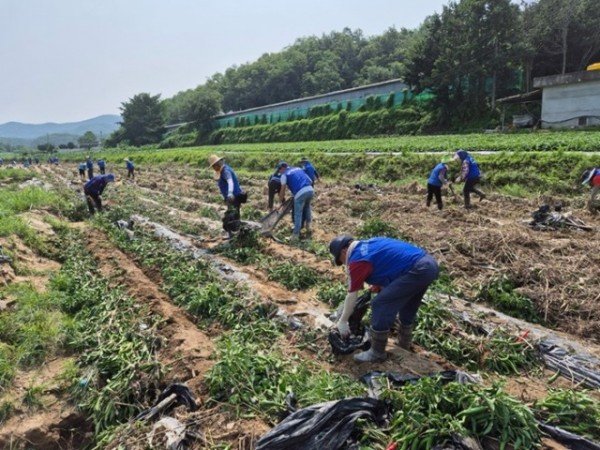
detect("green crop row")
[51,231,164,443]
[59,145,600,196]
[100,129,600,156]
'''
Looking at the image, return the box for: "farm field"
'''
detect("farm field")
[0,158,599,450]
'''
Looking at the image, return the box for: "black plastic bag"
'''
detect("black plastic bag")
[328,292,372,355]
[256,397,387,450]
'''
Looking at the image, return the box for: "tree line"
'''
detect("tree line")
[106,0,600,147]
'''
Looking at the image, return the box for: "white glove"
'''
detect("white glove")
[337,320,351,338]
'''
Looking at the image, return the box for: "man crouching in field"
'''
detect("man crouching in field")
[84,173,115,214]
[330,235,439,363]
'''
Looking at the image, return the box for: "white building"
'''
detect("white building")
[534,70,600,128]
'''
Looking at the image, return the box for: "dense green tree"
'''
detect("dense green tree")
[108,93,164,146]
[78,131,97,150]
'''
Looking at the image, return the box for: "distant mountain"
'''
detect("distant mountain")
[0,115,121,143]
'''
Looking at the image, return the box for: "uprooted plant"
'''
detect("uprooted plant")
[362,377,540,449]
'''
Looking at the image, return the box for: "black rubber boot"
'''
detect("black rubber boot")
[397,324,414,350]
[354,327,388,363]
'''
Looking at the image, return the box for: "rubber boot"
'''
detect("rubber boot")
[397,324,414,350]
[353,327,388,363]
[464,192,472,209]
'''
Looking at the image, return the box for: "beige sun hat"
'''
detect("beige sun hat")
[208,154,224,179]
[208,154,223,168]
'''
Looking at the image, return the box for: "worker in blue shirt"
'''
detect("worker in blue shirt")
[125,158,135,179]
[98,159,106,175]
[83,174,115,214]
[454,150,485,208]
[330,235,439,363]
[300,157,319,185]
[78,162,87,181]
[208,154,247,238]
[426,161,450,210]
[86,156,94,180]
[277,161,314,240]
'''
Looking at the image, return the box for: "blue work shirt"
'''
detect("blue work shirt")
[348,237,426,288]
[84,175,112,196]
[427,163,448,187]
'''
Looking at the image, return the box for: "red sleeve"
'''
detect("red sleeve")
[348,261,373,292]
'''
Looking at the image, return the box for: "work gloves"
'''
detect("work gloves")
[337,320,351,338]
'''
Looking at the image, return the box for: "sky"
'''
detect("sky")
[0,0,448,124]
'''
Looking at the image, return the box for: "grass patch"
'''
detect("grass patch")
[51,230,163,438]
[206,334,364,422]
[316,282,347,307]
[414,297,538,375]
[0,283,65,383]
[266,260,321,290]
[0,168,34,183]
[477,276,540,323]
[23,384,45,410]
[362,377,540,449]
[534,389,600,441]
[357,217,401,239]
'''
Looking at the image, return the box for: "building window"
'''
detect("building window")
[578,117,587,126]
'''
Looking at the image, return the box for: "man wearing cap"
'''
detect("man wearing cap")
[208,155,247,237]
[426,161,450,210]
[83,173,115,214]
[125,158,135,179]
[300,157,320,185]
[581,167,600,212]
[86,156,94,180]
[329,235,439,363]
[454,150,485,208]
[276,161,314,240]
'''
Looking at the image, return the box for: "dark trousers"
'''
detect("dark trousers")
[463,177,484,207]
[222,193,247,233]
[268,179,281,210]
[127,168,135,179]
[99,167,105,174]
[79,169,85,179]
[84,190,102,214]
[426,184,443,210]
[370,254,439,331]
[87,168,93,180]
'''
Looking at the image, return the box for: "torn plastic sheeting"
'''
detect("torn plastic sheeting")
[148,417,194,450]
[432,435,483,450]
[255,397,387,450]
[135,383,198,422]
[538,423,600,450]
[538,340,600,389]
[275,308,304,330]
[360,371,480,399]
[130,215,248,284]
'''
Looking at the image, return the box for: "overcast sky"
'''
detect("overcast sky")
[1,0,448,124]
